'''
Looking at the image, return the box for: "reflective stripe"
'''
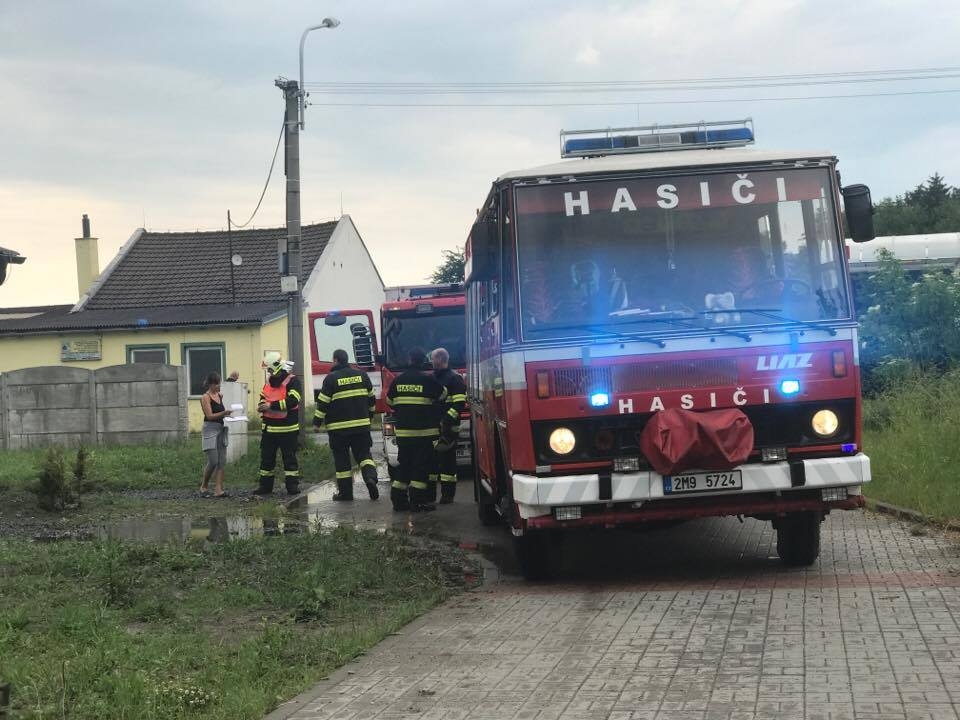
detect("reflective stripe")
[360,459,377,468]
[317,392,332,403]
[326,418,371,431]
[265,424,299,433]
[259,469,273,476]
[390,397,434,406]
[288,389,302,401]
[449,394,467,403]
[391,480,409,489]
[314,409,326,418]
[331,388,369,400]
[446,407,459,419]
[284,470,300,477]
[335,471,353,479]
[396,428,440,438]
[410,480,428,490]
[439,388,448,401]
[440,474,457,483]
[278,399,287,410]
[428,474,439,482]
[368,389,377,396]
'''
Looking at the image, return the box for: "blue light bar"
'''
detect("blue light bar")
[561,119,754,158]
[779,379,801,396]
[589,392,610,408]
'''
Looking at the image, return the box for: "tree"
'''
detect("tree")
[429,248,465,284]
[873,173,960,235]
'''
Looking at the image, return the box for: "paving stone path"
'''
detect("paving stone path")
[272,488,960,720]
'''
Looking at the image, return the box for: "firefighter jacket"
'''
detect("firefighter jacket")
[313,362,376,433]
[259,371,303,433]
[386,370,449,439]
[433,367,466,432]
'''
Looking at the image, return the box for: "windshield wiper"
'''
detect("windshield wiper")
[610,315,753,343]
[528,322,666,348]
[699,308,837,336]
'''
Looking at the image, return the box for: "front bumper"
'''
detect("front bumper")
[512,453,870,520]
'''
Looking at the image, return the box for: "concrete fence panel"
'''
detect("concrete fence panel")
[0,364,190,449]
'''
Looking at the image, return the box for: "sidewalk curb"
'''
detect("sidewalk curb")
[865,497,960,532]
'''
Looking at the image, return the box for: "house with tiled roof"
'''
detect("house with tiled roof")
[0,215,384,428]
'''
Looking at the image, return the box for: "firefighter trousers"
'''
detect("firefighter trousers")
[329,429,378,499]
[393,436,436,510]
[431,445,458,500]
[258,430,300,494]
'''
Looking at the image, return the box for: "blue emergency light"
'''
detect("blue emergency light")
[560,118,754,158]
[589,392,611,408]
[779,379,801,396]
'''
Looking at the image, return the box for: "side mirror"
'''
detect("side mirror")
[349,323,375,368]
[843,184,875,242]
[464,219,497,283]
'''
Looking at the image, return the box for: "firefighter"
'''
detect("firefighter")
[313,348,379,502]
[429,347,466,504]
[255,351,303,496]
[386,347,449,512]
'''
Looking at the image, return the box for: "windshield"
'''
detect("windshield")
[382,309,466,371]
[515,167,848,340]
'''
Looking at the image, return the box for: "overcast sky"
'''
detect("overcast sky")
[2,0,959,307]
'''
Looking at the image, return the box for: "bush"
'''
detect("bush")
[31,448,75,512]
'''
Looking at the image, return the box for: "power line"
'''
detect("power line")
[307,87,960,108]
[305,73,960,96]
[230,117,285,230]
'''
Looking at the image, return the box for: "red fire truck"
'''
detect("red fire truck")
[464,119,876,579]
[308,284,472,480]
[379,285,471,480]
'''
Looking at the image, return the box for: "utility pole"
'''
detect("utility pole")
[275,77,305,440]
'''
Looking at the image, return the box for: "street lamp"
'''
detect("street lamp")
[298,17,340,128]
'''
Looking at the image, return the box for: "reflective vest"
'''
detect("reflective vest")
[261,375,293,419]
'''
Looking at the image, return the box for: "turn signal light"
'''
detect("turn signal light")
[832,351,847,377]
[536,371,550,399]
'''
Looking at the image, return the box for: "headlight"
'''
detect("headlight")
[549,427,576,455]
[811,409,839,437]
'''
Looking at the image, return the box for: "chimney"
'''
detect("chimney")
[75,213,100,299]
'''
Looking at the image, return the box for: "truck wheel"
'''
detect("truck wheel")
[775,511,822,567]
[474,474,500,526]
[513,532,555,581]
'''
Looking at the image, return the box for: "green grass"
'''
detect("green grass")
[863,368,960,521]
[0,436,333,493]
[0,527,467,719]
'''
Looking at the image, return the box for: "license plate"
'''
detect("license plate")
[663,470,742,495]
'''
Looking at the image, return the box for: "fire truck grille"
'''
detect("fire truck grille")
[552,359,739,397]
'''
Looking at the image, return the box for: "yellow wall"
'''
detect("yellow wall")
[0,317,290,431]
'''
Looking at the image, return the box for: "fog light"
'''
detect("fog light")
[811,409,839,437]
[614,457,640,472]
[822,487,848,502]
[554,506,582,521]
[549,427,576,455]
[762,446,788,462]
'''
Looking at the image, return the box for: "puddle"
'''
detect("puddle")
[96,514,315,544]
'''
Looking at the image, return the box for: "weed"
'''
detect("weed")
[31,447,76,512]
[864,369,960,522]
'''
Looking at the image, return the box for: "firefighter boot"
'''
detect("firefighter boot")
[360,465,380,501]
[411,484,436,513]
[390,485,410,512]
[285,479,301,497]
[439,482,456,504]
[253,472,274,497]
[332,475,354,502]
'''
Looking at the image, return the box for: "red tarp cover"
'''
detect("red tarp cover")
[639,408,754,476]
